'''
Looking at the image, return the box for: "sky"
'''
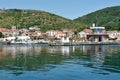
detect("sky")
[0,0,120,19]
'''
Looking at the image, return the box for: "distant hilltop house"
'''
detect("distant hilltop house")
[29,26,40,32]
[87,24,108,42]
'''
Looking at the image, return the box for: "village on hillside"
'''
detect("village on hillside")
[0,24,120,45]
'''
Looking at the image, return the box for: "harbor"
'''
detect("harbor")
[0,2,120,80]
[1,24,120,46]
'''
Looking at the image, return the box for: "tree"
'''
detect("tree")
[0,32,3,38]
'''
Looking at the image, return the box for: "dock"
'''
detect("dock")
[49,42,120,46]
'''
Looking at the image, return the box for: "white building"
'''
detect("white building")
[61,37,70,43]
[78,29,92,41]
[87,24,108,42]
[107,31,118,40]
[46,30,66,39]
[46,30,58,37]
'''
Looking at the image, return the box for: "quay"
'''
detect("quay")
[49,42,120,46]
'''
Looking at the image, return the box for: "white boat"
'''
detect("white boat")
[38,39,50,44]
[1,36,50,45]
[1,36,32,44]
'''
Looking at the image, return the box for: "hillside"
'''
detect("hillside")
[0,9,85,32]
[74,6,120,30]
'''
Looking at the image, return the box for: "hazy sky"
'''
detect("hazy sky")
[0,0,120,19]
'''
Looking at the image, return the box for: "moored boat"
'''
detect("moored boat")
[0,36,50,45]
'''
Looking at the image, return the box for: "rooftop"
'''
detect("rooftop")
[90,27,105,29]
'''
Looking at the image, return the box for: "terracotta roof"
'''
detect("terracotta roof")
[83,29,92,33]
[0,28,10,32]
[107,31,118,33]
[10,29,19,32]
[24,31,35,34]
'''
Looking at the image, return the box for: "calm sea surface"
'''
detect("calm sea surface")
[0,44,120,80]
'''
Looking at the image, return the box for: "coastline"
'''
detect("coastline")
[49,42,120,46]
[0,41,120,46]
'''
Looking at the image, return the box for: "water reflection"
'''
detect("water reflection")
[80,45,120,73]
[81,45,107,62]
[0,45,120,76]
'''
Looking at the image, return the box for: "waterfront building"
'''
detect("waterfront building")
[55,31,66,39]
[61,36,70,43]
[78,29,92,42]
[10,29,19,36]
[0,28,11,37]
[87,24,108,42]
[46,30,59,37]
[117,31,120,41]
[107,31,118,40]
[46,30,66,39]
[62,29,75,38]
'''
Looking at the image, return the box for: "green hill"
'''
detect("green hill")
[74,6,120,30]
[0,9,85,32]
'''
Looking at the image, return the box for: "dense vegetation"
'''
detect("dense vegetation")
[0,9,85,32]
[74,6,120,30]
[0,6,120,32]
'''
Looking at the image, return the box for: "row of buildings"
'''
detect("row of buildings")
[0,24,120,43]
[78,24,120,42]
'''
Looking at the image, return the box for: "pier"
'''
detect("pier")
[49,42,120,46]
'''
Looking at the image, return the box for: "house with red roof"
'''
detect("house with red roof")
[78,29,92,41]
[0,28,11,37]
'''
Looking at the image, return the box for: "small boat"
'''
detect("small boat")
[1,36,31,45]
[1,36,50,45]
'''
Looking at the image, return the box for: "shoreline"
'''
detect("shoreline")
[49,42,120,46]
[0,41,120,46]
